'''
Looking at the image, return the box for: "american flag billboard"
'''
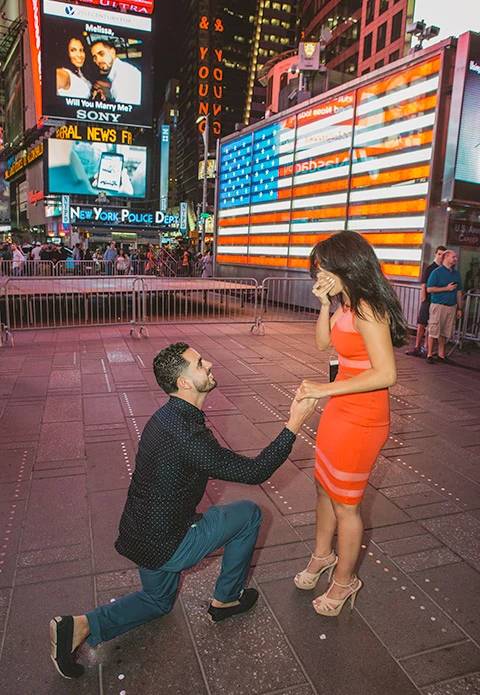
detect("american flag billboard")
[217,55,441,280]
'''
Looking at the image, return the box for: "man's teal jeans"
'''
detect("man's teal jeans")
[86,500,262,646]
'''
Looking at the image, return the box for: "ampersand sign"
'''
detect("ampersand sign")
[214,18,224,32]
[199,15,209,30]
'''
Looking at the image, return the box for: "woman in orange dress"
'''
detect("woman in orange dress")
[294,231,407,616]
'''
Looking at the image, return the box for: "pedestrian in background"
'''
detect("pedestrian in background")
[115,249,130,275]
[406,245,446,357]
[11,243,26,276]
[426,250,463,364]
[103,241,117,275]
[201,250,213,278]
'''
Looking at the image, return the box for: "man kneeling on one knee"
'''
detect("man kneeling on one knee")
[50,342,316,679]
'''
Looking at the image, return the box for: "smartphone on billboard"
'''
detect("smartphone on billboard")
[95,153,124,192]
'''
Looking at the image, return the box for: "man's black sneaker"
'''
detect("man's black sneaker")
[437,356,452,364]
[50,616,85,679]
[406,347,421,357]
[207,588,259,623]
[426,356,436,364]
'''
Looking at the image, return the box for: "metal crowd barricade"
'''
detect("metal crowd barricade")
[457,290,480,349]
[258,277,320,323]
[0,275,143,330]
[391,282,421,329]
[254,277,422,330]
[138,277,259,324]
[54,259,114,276]
[0,259,55,277]
[0,275,259,332]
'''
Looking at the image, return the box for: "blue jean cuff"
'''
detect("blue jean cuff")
[85,610,102,647]
[213,590,243,603]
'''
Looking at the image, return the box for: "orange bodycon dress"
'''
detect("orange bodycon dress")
[315,308,390,505]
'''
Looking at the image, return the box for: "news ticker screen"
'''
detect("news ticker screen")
[35,0,152,127]
[217,56,441,280]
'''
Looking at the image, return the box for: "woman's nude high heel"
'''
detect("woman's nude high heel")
[312,575,363,616]
[294,551,338,590]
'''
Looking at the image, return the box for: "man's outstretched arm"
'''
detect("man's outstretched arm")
[183,397,317,485]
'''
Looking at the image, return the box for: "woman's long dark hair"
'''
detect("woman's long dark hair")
[309,231,408,347]
[64,36,93,81]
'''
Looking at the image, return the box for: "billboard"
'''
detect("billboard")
[39,0,152,127]
[47,139,147,198]
[217,55,441,280]
[3,42,24,147]
[453,55,480,202]
[443,32,480,204]
[0,162,10,224]
[73,0,155,15]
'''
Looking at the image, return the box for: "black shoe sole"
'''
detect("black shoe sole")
[50,616,85,679]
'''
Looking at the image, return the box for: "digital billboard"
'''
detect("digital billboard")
[72,0,154,15]
[217,55,441,280]
[3,43,24,147]
[40,0,152,127]
[47,139,147,198]
[453,57,480,202]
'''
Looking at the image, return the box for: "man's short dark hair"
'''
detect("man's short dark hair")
[91,39,116,51]
[153,342,189,393]
[436,245,447,253]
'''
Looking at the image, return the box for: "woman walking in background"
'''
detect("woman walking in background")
[293,231,407,616]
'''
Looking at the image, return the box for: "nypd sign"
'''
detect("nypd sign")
[70,205,179,228]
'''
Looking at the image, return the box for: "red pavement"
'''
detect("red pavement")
[0,322,479,695]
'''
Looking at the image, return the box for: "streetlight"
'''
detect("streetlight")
[195,113,209,254]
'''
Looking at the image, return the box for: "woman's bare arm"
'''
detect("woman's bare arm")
[56,68,71,92]
[296,304,396,399]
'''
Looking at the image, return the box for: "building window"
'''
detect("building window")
[375,58,384,69]
[389,49,400,62]
[366,0,375,24]
[379,0,388,13]
[391,10,403,41]
[362,67,370,75]
[363,31,372,59]
[376,21,387,51]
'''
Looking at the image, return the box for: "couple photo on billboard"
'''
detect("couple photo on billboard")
[41,1,152,126]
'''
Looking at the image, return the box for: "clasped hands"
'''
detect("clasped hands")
[286,379,330,434]
[295,379,331,401]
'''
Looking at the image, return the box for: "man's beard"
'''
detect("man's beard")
[195,373,217,393]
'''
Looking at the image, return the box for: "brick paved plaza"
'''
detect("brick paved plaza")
[0,321,479,695]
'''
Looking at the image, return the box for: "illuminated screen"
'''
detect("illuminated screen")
[72,0,154,15]
[40,0,152,127]
[454,58,480,202]
[217,56,441,280]
[47,139,147,198]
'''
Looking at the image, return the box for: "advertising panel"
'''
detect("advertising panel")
[73,0,154,15]
[3,43,24,148]
[47,139,147,198]
[0,163,10,224]
[217,56,441,279]
[159,124,170,209]
[443,32,480,204]
[40,0,152,127]
[453,55,480,202]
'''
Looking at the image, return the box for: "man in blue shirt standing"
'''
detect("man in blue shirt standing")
[426,250,463,363]
[103,241,117,275]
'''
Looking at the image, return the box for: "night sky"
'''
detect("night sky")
[153,1,180,113]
